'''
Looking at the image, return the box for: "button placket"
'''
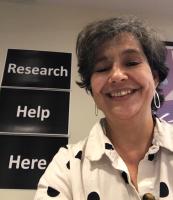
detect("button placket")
[137,155,158,199]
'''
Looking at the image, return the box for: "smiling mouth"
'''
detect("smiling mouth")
[107,88,139,98]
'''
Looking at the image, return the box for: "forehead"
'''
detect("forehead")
[95,32,145,60]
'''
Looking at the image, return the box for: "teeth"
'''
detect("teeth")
[110,89,132,97]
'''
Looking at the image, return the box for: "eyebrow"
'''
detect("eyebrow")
[95,48,145,64]
[121,48,144,57]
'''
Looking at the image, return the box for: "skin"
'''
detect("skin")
[90,33,159,190]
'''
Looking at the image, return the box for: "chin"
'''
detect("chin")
[113,114,135,121]
[108,107,141,121]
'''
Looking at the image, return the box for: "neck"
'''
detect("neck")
[104,112,154,162]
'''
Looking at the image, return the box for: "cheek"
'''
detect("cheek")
[90,75,106,94]
[142,74,156,97]
[137,67,156,88]
[146,71,157,89]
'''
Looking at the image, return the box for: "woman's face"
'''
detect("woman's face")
[90,33,158,121]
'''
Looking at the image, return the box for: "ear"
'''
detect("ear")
[152,70,159,88]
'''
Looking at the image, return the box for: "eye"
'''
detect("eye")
[94,66,110,73]
[126,61,141,67]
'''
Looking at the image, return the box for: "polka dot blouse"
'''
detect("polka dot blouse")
[34,118,173,200]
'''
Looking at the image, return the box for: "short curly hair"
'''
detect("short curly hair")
[76,16,169,111]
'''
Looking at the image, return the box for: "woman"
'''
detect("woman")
[35,16,173,200]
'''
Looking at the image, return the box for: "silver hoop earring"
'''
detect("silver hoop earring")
[154,90,160,109]
[95,104,98,116]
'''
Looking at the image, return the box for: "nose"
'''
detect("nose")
[108,65,128,83]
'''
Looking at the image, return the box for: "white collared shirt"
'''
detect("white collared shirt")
[34,118,173,200]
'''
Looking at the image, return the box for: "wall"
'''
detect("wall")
[0,1,172,199]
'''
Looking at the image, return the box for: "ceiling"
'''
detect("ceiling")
[1,0,173,19]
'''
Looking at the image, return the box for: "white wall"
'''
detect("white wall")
[0,1,172,199]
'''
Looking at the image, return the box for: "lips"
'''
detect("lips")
[110,89,132,97]
[106,88,139,98]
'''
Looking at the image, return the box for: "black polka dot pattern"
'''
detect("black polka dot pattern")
[105,143,114,150]
[160,182,169,197]
[66,161,70,169]
[148,154,155,161]
[87,192,100,200]
[47,186,60,197]
[121,171,129,184]
[75,150,82,160]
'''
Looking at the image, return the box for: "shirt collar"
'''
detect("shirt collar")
[85,118,109,161]
[85,117,173,161]
[153,117,173,152]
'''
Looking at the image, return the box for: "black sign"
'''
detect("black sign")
[2,49,71,89]
[0,88,69,135]
[0,135,68,189]
[0,49,71,189]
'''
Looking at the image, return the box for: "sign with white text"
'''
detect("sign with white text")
[0,135,68,189]
[2,49,71,89]
[0,49,71,189]
[0,88,69,135]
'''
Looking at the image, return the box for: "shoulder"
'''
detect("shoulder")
[156,117,173,133]
[34,138,89,200]
[155,117,173,152]
[34,121,103,200]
